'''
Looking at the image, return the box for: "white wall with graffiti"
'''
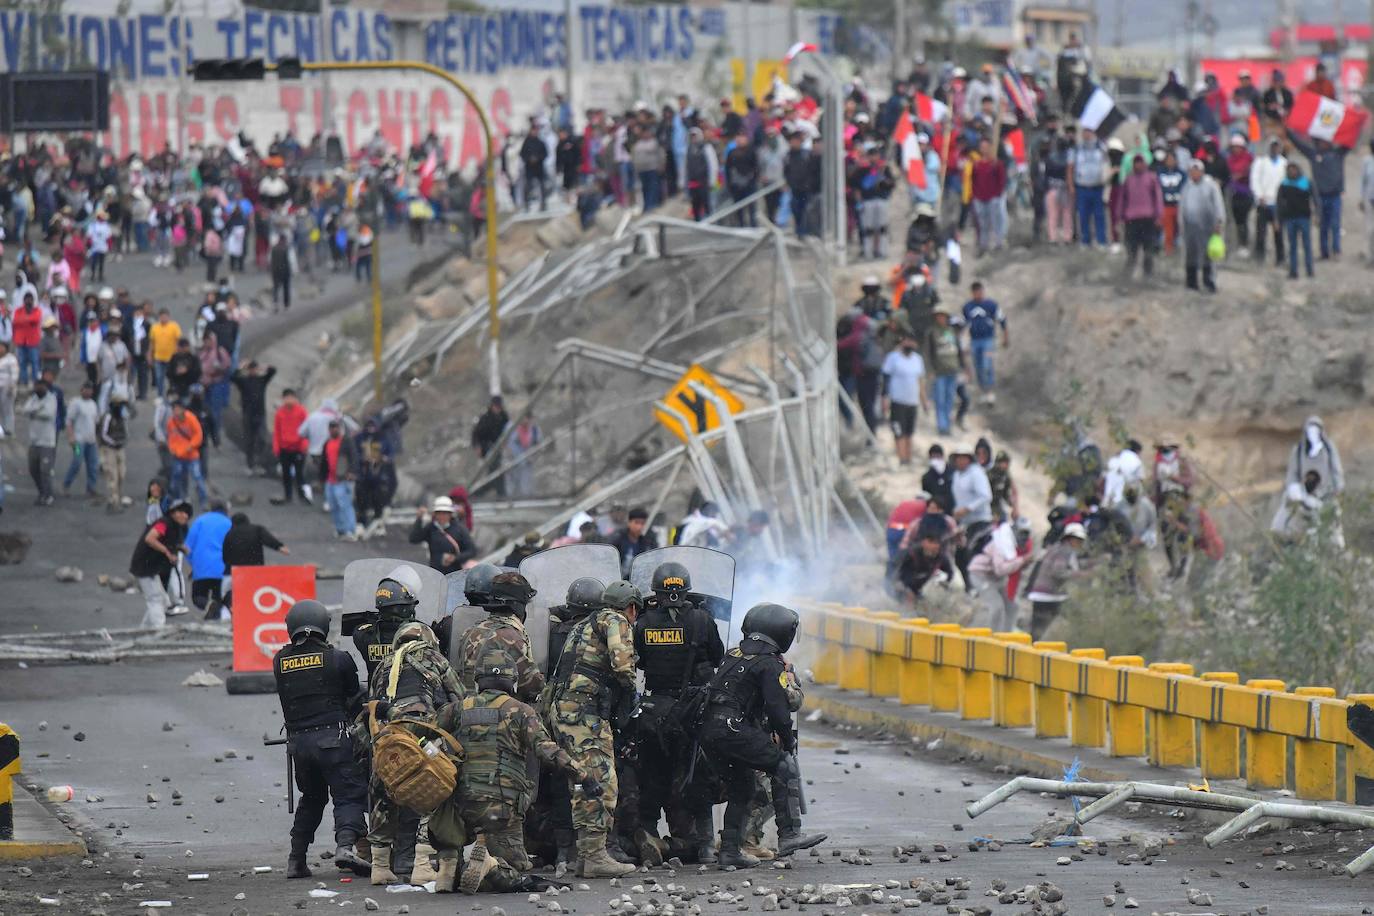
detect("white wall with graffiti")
[2,1,842,166]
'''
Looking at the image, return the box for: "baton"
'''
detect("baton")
[264,735,293,813]
[791,715,807,816]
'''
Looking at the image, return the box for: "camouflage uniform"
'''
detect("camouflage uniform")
[742,659,804,852]
[366,623,465,857]
[453,613,546,703]
[543,607,637,844]
[447,688,584,871]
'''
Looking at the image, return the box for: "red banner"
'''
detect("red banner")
[230,565,317,674]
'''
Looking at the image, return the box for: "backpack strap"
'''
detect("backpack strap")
[385,641,422,699]
[386,716,464,758]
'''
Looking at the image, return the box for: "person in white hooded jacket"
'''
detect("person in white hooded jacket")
[1271,415,1344,547]
[1249,138,1288,266]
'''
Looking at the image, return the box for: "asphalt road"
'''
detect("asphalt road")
[4,659,1374,915]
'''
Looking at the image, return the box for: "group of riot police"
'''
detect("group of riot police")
[270,552,824,894]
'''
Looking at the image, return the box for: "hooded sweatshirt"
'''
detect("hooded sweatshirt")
[1284,415,1344,501]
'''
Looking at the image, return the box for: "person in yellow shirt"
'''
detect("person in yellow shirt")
[148,308,182,397]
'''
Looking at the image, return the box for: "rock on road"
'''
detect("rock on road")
[4,658,1374,915]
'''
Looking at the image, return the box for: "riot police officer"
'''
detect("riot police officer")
[434,562,500,657]
[353,566,423,678]
[540,576,606,871]
[271,599,369,878]
[633,561,724,865]
[453,571,545,702]
[367,620,465,888]
[450,656,599,872]
[544,579,640,878]
[698,603,825,869]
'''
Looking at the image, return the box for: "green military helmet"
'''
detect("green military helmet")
[601,579,643,612]
[474,655,518,693]
[392,620,438,649]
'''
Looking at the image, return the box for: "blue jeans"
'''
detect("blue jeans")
[1318,193,1342,257]
[639,171,663,211]
[133,222,149,252]
[171,457,208,503]
[154,361,169,396]
[969,337,997,390]
[326,480,357,536]
[1285,218,1313,276]
[62,443,99,493]
[1075,185,1107,246]
[932,373,958,434]
[792,192,813,236]
[17,345,39,384]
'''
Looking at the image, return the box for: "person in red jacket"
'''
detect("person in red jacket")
[11,291,42,385]
[1305,63,1337,100]
[271,388,311,505]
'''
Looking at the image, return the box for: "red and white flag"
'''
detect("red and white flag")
[892,114,928,189]
[1287,90,1367,147]
[913,93,949,126]
[784,42,818,63]
[417,148,438,198]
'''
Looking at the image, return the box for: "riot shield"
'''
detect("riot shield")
[519,544,623,671]
[629,546,737,646]
[441,569,489,663]
[339,558,446,638]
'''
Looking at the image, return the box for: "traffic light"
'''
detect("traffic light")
[190,58,267,81]
[276,57,303,80]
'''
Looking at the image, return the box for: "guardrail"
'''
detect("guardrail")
[800,603,1373,804]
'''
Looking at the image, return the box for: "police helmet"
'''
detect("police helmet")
[741,602,800,653]
[463,563,502,605]
[285,599,331,641]
[487,572,536,610]
[602,580,643,612]
[374,570,420,618]
[566,577,606,612]
[651,561,692,596]
[393,620,438,649]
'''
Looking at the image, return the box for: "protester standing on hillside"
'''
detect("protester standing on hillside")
[880,335,927,466]
[1250,139,1287,266]
[1287,129,1349,262]
[1277,161,1315,279]
[961,282,1007,405]
[1179,160,1224,292]
[1119,154,1163,277]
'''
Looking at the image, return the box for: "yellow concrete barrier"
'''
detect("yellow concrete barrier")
[928,623,963,713]
[1245,679,1289,791]
[0,723,18,841]
[1031,641,1070,738]
[992,632,1034,728]
[1070,648,1108,748]
[1199,672,1241,780]
[1293,686,1339,800]
[1106,655,1146,757]
[796,602,1358,805]
[957,627,994,720]
[1147,663,1197,768]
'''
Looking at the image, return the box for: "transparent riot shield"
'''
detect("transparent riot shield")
[519,544,623,671]
[339,558,447,637]
[440,569,489,667]
[629,546,737,646]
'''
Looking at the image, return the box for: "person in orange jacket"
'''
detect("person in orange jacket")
[167,399,208,503]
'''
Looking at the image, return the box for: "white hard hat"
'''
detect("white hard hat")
[862,275,881,288]
[97,286,115,302]
[1107,137,1126,153]
[1063,522,1088,541]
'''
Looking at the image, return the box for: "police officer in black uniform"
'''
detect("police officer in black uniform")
[633,561,725,865]
[272,599,370,878]
[353,569,420,679]
[697,602,825,869]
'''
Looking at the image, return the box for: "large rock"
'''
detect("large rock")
[0,532,33,564]
[55,565,83,583]
[415,287,468,321]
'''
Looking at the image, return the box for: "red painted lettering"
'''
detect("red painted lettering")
[279,85,305,137]
[377,90,404,152]
[213,95,239,144]
[346,89,369,155]
[108,91,130,159]
[138,93,170,159]
[427,89,452,164]
[185,94,207,148]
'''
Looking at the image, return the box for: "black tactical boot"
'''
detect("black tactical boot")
[776,829,827,857]
[694,813,718,865]
[286,854,312,878]
[717,829,758,870]
[554,828,577,877]
[334,843,370,876]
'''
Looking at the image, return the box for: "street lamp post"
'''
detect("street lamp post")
[193,57,505,401]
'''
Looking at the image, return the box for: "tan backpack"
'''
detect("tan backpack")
[367,646,463,814]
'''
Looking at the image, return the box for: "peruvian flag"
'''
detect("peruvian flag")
[912,93,949,126]
[1287,90,1367,147]
[892,114,928,189]
[417,148,438,199]
[784,42,818,63]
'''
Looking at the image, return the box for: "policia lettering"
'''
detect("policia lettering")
[271,600,369,879]
[697,603,825,869]
[633,562,724,865]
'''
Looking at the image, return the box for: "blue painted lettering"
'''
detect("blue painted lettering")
[0,14,23,72]
[292,16,316,63]
[214,17,240,60]
[354,12,371,61]
[107,17,135,78]
[330,9,349,61]
[266,14,289,61]
[374,14,392,60]
[677,9,693,59]
[78,16,106,69]
[243,9,264,59]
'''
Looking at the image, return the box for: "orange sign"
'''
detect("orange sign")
[231,566,317,674]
